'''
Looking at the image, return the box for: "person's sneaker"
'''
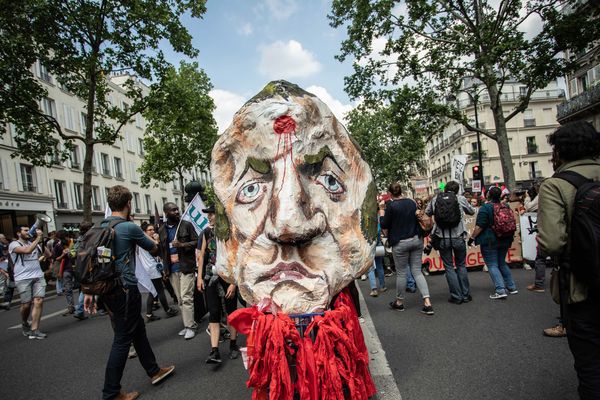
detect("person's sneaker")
[508,288,518,294]
[523,264,533,270]
[379,287,388,293]
[166,308,179,318]
[489,292,508,300]
[206,349,222,364]
[421,305,435,315]
[73,313,88,321]
[389,301,405,311]
[96,309,108,316]
[360,274,367,281]
[0,303,10,310]
[448,297,463,305]
[230,344,240,359]
[483,265,489,272]
[406,287,417,293]
[543,324,567,338]
[384,269,394,277]
[152,302,160,311]
[358,316,365,324]
[527,284,545,293]
[115,391,140,400]
[28,330,47,340]
[22,322,32,337]
[463,295,473,303]
[184,328,195,340]
[128,346,137,359]
[178,328,188,336]
[151,365,175,385]
[146,314,161,323]
[369,289,378,297]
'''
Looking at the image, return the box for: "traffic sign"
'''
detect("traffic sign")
[472,180,481,192]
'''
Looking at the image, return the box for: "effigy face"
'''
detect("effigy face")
[211,81,377,314]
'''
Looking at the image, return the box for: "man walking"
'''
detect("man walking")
[83,186,174,400]
[426,180,476,304]
[158,202,199,339]
[538,121,600,400]
[9,226,49,339]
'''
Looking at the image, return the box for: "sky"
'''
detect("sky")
[162,0,356,133]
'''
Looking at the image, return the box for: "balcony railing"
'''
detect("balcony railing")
[557,84,600,122]
[71,163,80,169]
[467,150,488,160]
[57,202,68,209]
[528,171,543,179]
[76,203,83,210]
[93,204,102,211]
[23,184,37,192]
[102,169,111,176]
[523,118,536,127]
[527,144,538,154]
[455,88,565,109]
[135,208,141,214]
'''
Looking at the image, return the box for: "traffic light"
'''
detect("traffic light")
[472,165,481,181]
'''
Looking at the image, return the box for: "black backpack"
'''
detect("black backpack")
[76,219,126,295]
[555,170,600,290]
[434,192,461,229]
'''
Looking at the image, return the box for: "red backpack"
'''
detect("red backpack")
[491,203,516,238]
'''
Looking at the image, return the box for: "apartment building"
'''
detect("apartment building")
[425,79,565,193]
[556,0,600,129]
[0,63,208,236]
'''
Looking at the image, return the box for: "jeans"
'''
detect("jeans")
[56,277,63,294]
[101,285,160,400]
[62,270,75,311]
[438,237,470,301]
[75,291,84,315]
[534,250,547,288]
[367,256,386,290]
[566,295,600,400]
[480,244,516,295]
[392,235,429,300]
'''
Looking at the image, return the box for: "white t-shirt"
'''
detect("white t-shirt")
[9,240,43,281]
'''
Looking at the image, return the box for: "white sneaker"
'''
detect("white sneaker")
[178,328,187,336]
[184,328,196,340]
[360,274,367,281]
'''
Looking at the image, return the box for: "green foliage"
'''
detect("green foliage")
[0,0,207,220]
[330,0,600,188]
[202,181,216,207]
[139,61,218,189]
[347,88,446,189]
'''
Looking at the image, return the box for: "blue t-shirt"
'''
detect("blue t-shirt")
[103,217,155,286]
[166,224,180,273]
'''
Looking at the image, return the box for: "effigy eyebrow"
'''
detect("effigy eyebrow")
[236,157,272,184]
[302,146,344,173]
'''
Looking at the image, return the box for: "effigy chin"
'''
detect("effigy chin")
[211,80,378,400]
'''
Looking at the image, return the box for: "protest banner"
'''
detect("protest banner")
[520,212,538,261]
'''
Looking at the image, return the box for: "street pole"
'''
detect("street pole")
[473,95,484,191]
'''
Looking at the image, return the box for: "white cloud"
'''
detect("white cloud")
[259,40,321,79]
[306,85,354,124]
[210,89,247,134]
[264,0,298,20]
[238,22,254,36]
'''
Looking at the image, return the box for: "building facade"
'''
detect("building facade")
[425,79,565,193]
[556,0,600,129]
[0,63,209,237]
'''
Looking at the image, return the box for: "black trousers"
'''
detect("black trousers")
[205,277,237,323]
[146,278,170,315]
[101,285,160,400]
[566,295,600,400]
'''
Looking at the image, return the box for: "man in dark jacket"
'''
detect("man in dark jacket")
[538,121,600,400]
[158,202,198,340]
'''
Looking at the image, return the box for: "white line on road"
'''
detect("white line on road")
[7,308,68,330]
[358,287,403,400]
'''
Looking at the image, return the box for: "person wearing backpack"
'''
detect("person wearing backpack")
[469,186,517,300]
[82,185,175,400]
[537,121,600,400]
[426,181,476,304]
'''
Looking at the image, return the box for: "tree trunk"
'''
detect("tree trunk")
[487,84,517,189]
[178,171,185,211]
[82,58,98,223]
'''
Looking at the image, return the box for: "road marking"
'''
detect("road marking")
[358,288,403,400]
[7,308,68,330]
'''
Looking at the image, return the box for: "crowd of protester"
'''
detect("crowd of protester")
[0,121,598,400]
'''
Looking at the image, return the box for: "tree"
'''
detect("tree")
[139,61,218,211]
[330,0,599,189]
[347,88,447,189]
[0,0,207,221]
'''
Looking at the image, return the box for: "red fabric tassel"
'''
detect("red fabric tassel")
[228,288,377,400]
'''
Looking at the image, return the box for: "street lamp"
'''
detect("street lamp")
[447,85,485,193]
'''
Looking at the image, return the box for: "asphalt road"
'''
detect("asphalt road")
[0,267,577,400]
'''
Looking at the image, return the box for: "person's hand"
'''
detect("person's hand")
[171,239,181,248]
[467,237,475,247]
[35,229,43,239]
[0,269,8,277]
[378,201,385,210]
[152,233,159,241]
[225,284,236,299]
[84,294,96,314]
[197,279,205,292]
